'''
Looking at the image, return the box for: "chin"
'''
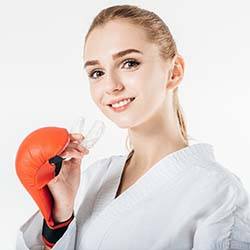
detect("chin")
[109,118,135,129]
[102,108,139,129]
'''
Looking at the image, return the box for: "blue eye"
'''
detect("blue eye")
[88,59,140,80]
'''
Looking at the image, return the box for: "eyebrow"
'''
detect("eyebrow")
[84,49,143,69]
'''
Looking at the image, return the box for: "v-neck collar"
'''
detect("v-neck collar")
[79,142,216,249]
[90,142,215,220]
[114,149,134,198]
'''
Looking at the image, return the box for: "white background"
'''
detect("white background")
[0,0,250,249]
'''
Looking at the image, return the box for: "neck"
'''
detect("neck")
[127,102,188,173]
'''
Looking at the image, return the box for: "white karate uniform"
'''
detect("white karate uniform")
[16,142,250,249]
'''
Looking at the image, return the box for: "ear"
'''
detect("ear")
[166,54,185,90]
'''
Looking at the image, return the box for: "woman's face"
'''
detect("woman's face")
[83,20,172,128]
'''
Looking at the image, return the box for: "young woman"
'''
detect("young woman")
[17,4,250,249]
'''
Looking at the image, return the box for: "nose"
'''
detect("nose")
[105,71,124,94]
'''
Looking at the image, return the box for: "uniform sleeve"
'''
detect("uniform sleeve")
[192,173,250,250]
[16,210,76,250]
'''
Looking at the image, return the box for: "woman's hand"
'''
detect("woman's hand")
[47,133,89,222]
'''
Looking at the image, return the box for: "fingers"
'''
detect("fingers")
[67,142,87,153]
[57,132,89,160]
[59,141,89,160]
[60,147,87,159]
[69,133,85,143]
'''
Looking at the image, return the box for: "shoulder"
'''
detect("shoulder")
[192,161,250,248]
[189,159,250,211]
[192,156,244,188]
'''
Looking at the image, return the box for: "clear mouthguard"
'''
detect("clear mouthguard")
[70,116,105,150]
[63,117,105,161]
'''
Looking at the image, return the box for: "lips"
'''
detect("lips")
[107,97,135,106]
[108,97,135,112]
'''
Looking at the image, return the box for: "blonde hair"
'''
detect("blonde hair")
[84,4,189,152]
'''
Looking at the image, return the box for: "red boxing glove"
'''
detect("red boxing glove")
[15,127,74,247]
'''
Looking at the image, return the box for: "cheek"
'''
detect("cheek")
[120,68,149,94]
[134,67,165,100]
[90,86,103,107]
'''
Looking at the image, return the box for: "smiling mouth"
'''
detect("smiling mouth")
[107,97,136,107]
[107,97,136,112]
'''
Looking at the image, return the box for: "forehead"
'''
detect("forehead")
[84,20,157,61]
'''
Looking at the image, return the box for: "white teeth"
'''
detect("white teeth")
[111,98,133,108]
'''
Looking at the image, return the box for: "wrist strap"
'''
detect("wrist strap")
[42,213,74,247]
